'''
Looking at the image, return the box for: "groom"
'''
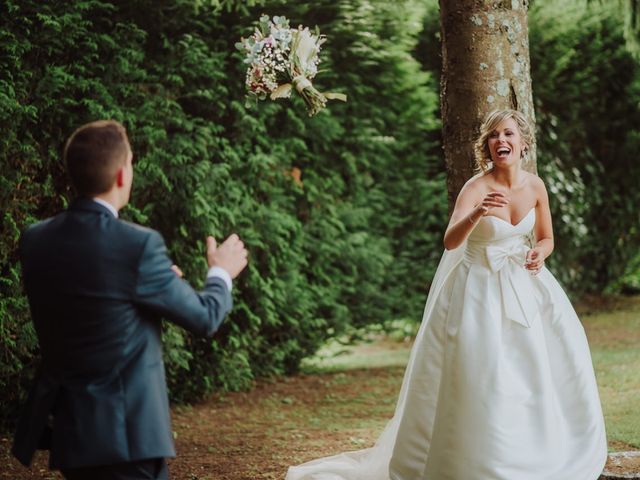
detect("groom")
[12,120,248,479]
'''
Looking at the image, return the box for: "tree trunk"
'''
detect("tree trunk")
[439,0,536,212]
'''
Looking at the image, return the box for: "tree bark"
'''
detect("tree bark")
[439,0,536,212]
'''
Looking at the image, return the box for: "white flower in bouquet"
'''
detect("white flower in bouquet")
[236,15,346,116]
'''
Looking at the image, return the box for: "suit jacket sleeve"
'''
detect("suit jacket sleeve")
[134,230,232,337]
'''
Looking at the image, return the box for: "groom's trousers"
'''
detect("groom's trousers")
[61,458,168,480]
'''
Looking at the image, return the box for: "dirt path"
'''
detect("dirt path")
[1,366,403,480]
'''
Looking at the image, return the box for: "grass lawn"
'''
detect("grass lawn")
[304,295,640,451]
[581,296,640,450]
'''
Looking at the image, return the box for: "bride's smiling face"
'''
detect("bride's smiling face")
[487,117,526,167]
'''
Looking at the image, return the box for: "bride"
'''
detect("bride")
[286,109,608,480]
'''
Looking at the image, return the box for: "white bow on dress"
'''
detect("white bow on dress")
[486,243,539,328]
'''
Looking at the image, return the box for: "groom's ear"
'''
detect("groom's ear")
[116,167,124,188]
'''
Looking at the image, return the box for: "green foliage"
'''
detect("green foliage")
[612,251,640,294]
[0,0,442,429]
[623,0,640,58]
[588,0,640,59]
[530,0,640,291]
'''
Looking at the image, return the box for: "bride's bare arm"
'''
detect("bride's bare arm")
[526,177,554,271]
[443,178,509,250]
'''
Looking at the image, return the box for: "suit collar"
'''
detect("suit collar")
[70,197,118,218]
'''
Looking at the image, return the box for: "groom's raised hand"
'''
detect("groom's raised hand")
[207,234,248,279]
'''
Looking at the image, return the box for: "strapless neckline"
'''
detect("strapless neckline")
[482,207,535,228]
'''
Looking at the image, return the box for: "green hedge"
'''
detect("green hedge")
[530,0,640,291]
[0,0,444,429]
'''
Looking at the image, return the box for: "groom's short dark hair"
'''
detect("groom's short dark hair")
[64,120,130,196]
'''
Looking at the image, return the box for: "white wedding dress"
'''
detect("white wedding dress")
[286,208,607,480]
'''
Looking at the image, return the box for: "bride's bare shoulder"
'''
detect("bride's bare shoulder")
[523,172,549,205]
[454,172,491,208]
[524,171,547,191]
[462,171,491,192]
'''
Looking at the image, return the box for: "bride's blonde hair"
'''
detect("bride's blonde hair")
[473,109,534,173]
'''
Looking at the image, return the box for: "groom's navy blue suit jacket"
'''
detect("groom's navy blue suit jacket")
[13,198,232,469]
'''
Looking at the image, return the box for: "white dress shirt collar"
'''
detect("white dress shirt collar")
[92,198,119,218]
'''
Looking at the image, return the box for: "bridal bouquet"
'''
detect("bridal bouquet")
[236,15,346,116]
